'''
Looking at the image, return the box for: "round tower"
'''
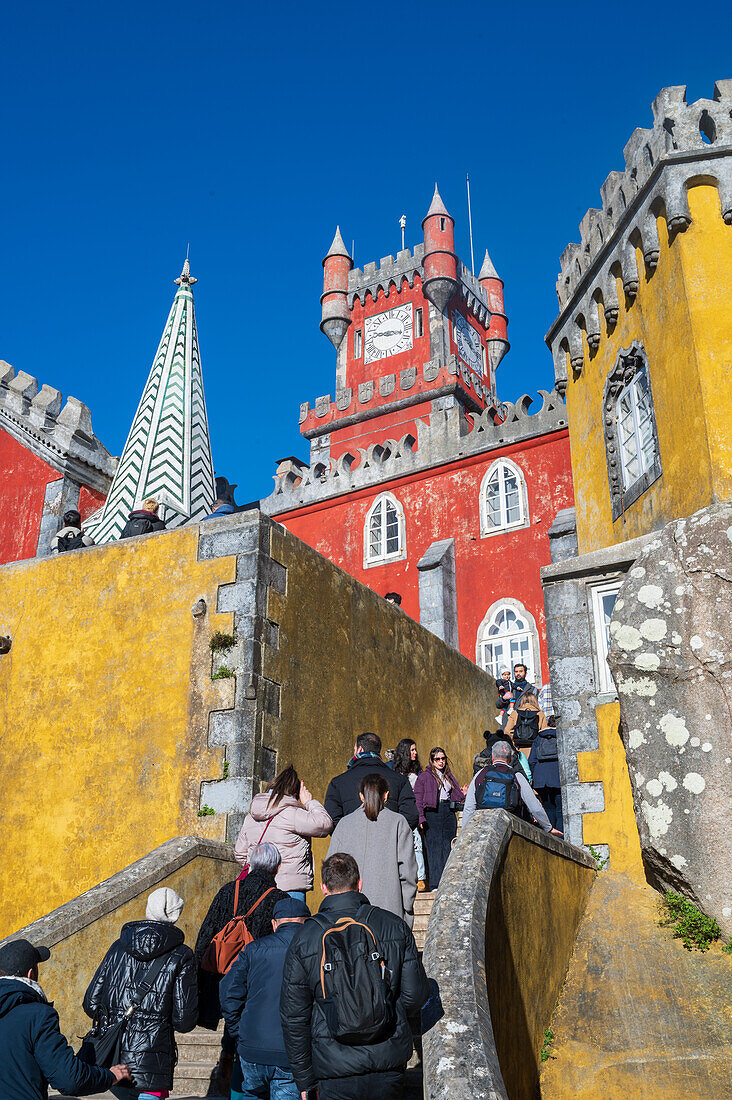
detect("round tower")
[479,248,510,383]
[320,227,353,349]
[421,185,458,313]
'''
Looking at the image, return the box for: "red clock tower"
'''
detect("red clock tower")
[261,187,572,692]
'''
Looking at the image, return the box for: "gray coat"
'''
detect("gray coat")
[327,806,418,927]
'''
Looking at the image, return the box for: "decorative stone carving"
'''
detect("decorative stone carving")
[400,367,416,390]
[336,388,353,411]
[602,342,662,520]
[315,396,331,418]
[607,501,732,936]
[379,374,396,396]
[358,381,374,404]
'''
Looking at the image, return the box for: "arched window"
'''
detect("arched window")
[480,458,529,537]
[476,599,541,686]
[603,343,662,519]
[364,492,406,567]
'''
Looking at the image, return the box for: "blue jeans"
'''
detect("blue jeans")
[287,889,306,902]
[232,1060,299,1100]
[413,826,426,880]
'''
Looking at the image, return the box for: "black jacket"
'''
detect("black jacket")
[220,919,302,1069]
[0,977,114,1100]
[280,891,429,1091]
[324,755,418,830]
[120,509,167,538]
[511,678,536,701]
[528,729,560,788]
[473,735,524,776]
[194,871,289,1028]
[83,920,197,1090]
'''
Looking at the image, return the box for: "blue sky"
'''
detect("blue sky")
[2,2,730,503]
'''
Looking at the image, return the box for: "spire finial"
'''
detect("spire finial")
[479,249,499,281]
[324,226,352,260]
[425,184,450,220]
[175,256,197,288]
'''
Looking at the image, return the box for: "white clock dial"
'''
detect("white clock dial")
[453,311,484,374]
[364,304,414,364]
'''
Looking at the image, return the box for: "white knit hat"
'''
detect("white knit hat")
[146,887,184,923]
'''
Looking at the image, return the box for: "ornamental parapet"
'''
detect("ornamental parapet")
[546,80,732,390]
[0,360,117,493]
[261,388,567,515]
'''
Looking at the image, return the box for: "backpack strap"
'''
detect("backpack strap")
[242,886,275,921]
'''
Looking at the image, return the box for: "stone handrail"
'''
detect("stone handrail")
[422,811,596,1100]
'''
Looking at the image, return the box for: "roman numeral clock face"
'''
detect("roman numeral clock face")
[364,304,413,364]
[453,311,484,374]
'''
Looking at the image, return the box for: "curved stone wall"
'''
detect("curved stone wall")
[422,812,596,1100]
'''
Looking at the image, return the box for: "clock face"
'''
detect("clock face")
[453,311,484,374]
[364,304,413,364]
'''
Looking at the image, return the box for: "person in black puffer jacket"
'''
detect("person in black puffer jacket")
[194,843,288,1094]
[83,888,197,1095]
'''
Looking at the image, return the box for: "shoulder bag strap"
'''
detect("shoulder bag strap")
[257,815,275,844]
[233,877,241,918]
[129,952,170,1011]
[242,885,275,921]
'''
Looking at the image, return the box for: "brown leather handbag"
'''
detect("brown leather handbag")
[201,881,275,975]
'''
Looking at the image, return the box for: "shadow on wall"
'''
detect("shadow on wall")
[422,812,596,1100]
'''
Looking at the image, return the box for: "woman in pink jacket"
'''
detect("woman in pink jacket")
[234,765,332,901]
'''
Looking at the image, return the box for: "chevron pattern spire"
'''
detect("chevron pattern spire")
[85,261,216,543]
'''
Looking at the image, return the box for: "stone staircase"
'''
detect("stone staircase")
[413,889,436,952]
[172,1023,226,1098]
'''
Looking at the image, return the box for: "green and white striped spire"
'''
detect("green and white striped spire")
[85,259,216,543]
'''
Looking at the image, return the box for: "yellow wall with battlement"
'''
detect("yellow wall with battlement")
[566,183,732,556]
[0,530,235,938]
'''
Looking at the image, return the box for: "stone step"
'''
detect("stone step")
[177,1027,223,1061]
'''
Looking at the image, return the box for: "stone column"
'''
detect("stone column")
[417,538,459,650]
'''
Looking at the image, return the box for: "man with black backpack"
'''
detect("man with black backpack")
[280,853,429,1100]
[462,741,562,835]
[50,510,95,554]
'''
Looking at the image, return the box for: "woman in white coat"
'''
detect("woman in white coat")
[326,773,418,927]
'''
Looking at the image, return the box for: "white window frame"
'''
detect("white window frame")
[354,328,363,358]
[363,492,406,568]
[615,368,657,490]
[479,457,530,538]
[590,580,622,695]
[476,597,541,686]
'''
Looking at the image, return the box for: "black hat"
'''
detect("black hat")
[0,938,50,976]
[273,897,310,919]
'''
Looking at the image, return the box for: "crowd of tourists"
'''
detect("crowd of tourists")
[0,679,565,1100]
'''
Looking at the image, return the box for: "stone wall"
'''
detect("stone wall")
[0,509,495,934]
[422,811,595,1100]
[0,837,237,1043]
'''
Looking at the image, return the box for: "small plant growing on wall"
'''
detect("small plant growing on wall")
[212,665,234,680]
[540,1028,554,1062]
[222,761,230,778]
[659,891,722,951]
[209,631,236,652]
[197,805,216,817]
[588,845,609,872]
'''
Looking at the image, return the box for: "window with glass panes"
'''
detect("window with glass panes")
[478,606,536,683]
[616,369,657,489]
[367,495,401,562]
[485,462,524,531]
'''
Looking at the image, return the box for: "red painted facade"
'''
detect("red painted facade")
[270,188,575,684]
[279,429,573,681]
[0,426,107,566]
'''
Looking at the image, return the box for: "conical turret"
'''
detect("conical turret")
[320,227,353,349]
[84,260,216,542]
[479,248,510,382]
[421,185,458,313]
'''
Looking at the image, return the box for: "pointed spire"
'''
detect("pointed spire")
[479,249,499,281]
[83,265,215,543]
[175,257,197,289]
[324,226,352,261]
[425,183,450,220]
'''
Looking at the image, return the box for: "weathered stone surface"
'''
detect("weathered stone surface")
[608,502,732,935]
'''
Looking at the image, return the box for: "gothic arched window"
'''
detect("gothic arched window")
[480,458,529,537]
[476,599,541,685]
[364,492,406,567]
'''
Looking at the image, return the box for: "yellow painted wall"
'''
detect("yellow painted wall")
[577,701,644,880]
[566,183,732,556]
[0,530,235,937]
[28,850,237,1043]
[264,521,496,882]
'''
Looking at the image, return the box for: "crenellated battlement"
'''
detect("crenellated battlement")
[261,389,567,515]
[0,360,117,492]
[298,353,489,436]
[546,80,732,387]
